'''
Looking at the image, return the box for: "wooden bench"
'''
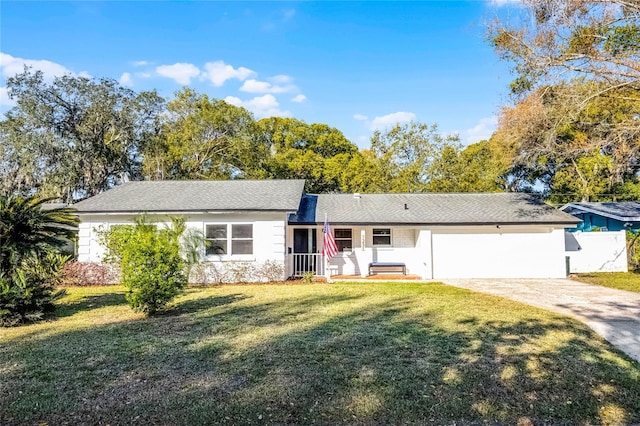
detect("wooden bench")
[368,262,406,275]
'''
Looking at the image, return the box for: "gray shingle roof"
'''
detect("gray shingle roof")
[561,202,640,222]
[289,193,580,225]
[73,180,305,213]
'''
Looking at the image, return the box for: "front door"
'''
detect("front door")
[293,228,318,275]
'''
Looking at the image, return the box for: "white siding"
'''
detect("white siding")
[431,227,567,279]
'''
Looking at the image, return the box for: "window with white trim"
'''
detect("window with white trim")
[205,224,253,256]
[334,228,352,252]
[372,228,391,246]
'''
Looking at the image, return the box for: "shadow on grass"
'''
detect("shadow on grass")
[2,286,639,425]
[54,292,128,318]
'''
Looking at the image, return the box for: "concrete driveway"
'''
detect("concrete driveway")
[442,278,640,364]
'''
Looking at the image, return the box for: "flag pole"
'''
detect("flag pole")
[324,213,331,282]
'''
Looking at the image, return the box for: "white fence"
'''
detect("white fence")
[565,231,628,273]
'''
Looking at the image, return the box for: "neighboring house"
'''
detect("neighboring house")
[560,202,638,273]
[560,202,640,232]
[74,181,581,280]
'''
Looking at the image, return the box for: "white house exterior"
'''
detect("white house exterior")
[74,180,305,282]
[288,193,579,279]
[73,180,581,282]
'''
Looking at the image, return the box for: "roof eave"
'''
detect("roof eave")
[76,209,296,215]
[288,221,581,226]
[561,203,640,222]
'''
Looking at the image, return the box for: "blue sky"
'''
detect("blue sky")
[1,1,519,148]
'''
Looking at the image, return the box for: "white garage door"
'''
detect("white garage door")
[431,231,565,279]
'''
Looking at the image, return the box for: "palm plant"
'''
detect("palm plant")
[0,195,78,273]
[0,195,78,325]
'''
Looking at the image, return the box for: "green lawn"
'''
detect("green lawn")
[573,272,640,293]
[1,283,639,425]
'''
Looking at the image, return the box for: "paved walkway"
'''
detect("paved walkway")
[442,278,640,364]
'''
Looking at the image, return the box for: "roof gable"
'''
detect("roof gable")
[73,180,305,213]
[290,193,580,225]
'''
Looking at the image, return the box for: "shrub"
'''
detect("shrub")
[627,231,640,271]
[0,253,68,326]
[61,262,121,286]
[102,216,187,315]
[0,195,77,326]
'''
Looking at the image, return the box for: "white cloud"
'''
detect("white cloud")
[0,52,89,81]
[118,72,133,87]
[202,60,255,87]
[271,74,292,84]
[353,114,368,121]
[224,94,290,118]
[224,96,243,107]
[291,94,307,103]
[156,62,200,85]
[132,60,149,67]
[369,111,416,130]
[461,116,498,145]
[0,86,16,108]
[488,0,523,6]
[239,78,295,94]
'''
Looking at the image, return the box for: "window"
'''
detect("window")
[373,228,391,246]
[206,225,227,255]
[205,224,253,256]
[334,228,352,252]
[231,224,253,255]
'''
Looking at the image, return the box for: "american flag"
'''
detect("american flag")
[322,216,339,259]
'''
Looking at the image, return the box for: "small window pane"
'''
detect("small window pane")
[206,242,227,255]
[334,229,352,239]
[337,240,352,251]
[232,240,253,255]
[206,225,227,239]
[373,228,391,246]
[232,224,252,238]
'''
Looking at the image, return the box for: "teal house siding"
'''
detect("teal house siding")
[561,202,640,233]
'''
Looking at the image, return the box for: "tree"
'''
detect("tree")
[489,0,640,200]
[551,151,613,202]
[369,121,461,192]
[3,69,164,201]
[145,88,261,180]
[0,195,78,325]
[101,216,187,315]
[254,117,359,193]
[495,81,639,199]
[427,140,509,193]
[489,0,640,97]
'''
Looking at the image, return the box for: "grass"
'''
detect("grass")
[1,282,639,425]
[572,272,640,293]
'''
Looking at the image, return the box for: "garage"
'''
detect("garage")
[431,228,568,279]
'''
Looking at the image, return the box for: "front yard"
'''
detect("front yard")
[1,282,639,425]
[573,272,640,293]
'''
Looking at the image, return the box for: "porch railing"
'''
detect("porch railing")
[289,253,325,277]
